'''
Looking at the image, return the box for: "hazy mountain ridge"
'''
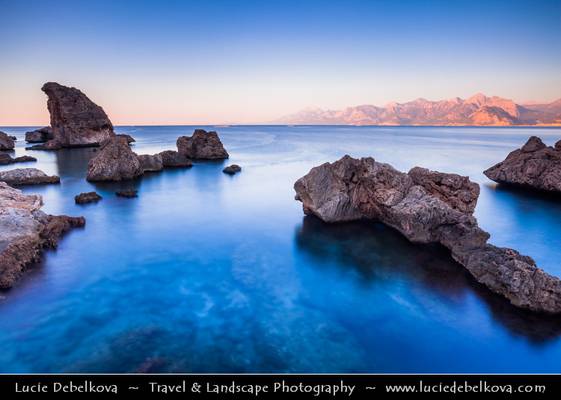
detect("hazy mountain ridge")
[278,94,561,126]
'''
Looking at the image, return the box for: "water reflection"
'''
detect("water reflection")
[295,215,561,343]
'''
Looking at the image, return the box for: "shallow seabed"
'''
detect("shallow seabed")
[0,125,561,372]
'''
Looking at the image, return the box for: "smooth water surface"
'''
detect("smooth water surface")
[1,125,561,372]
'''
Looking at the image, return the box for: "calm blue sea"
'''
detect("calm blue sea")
[0,125,561,373]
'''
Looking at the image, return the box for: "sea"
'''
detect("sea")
[0,125,560,372]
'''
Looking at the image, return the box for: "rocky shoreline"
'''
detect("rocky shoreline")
[294,155,561,314]
[0,182,85,288]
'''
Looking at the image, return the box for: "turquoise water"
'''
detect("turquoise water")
[1,125,561,373]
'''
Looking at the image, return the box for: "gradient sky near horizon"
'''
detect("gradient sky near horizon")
[1,0,560,125]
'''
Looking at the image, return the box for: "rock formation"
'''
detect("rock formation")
[117,134,136,144]
[0,182,85,288]
[294,155,561,313]
[177,129,229,159]
[41,82,115,148]
[0,168,60,186]
[223,164,241,175]
[0,131,15,151]
[86,136,143,182]
[25,127,54,143]
[139,154,164,172]
[158,150,193,168]
[484,136,561,193]
[75,192,102,204]
[0,154,37,165]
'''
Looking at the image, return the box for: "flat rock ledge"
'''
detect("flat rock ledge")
[484,136,561,193]
[294,155,561,314]
[177,129,229,160]
[0,182,85,288]
[0,168,60,186]
[0,154,37,166]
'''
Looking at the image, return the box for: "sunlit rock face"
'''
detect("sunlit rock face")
[41,82,115,148]
[176,129,229,160]
[86,136,143,182]
[484,136,561,193]
[0,182,84,288]
[295,155,561,314]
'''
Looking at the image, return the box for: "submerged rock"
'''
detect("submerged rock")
[0,131,15,151]
[294,155,561,314]
[0,168,60,186]
[0,182,85,288]
[484,136,561,193]
[158,150,192,168]
[75,192,102,205]
[87,136,143,182]
[176,129,229,159]
[0,154,37,165]
[223,164,241,175]
[41,82,115,148]
[139,154,164,172]
[25,126,54,143]
[116,189,138,198]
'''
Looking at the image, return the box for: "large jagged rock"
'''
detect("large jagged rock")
[484,136,561,193]
[86,136,143,182]
[139,154,164,172]
[0,154,36,165]
[294,155,561,313]
[25,126,54,143]
[0,131,15,151]
[41,82,115,148]
[0,168,60,186]
[176,129,229,160]
[0,182,85,288]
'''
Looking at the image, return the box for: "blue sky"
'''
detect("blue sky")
[1,0,560,124]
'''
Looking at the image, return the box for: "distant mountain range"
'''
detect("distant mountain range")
[277,94,561,126]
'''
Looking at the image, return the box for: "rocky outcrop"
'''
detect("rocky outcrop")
[0,182,85,288]
[25,127,53,143]
[86,136,143,182]
[75,192,102,204]
[294,155,561,313]
[158,150,192,168]
[408,167,479,214]
[26,140,63,151]
[116,189,138,198]
[117,134,136,144]
[0,168,60,186]
[223,164,241,175]
[139,154,164,172]
[41,82,115,148]
[177,129,229,159]
[484,136,561,193]
[0,154,37,165]
[0,132,15,151]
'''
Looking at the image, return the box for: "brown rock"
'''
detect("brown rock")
[42,82,115,148]
[25,126,54,143]
[158,150,193,168]
[0,154,37,165]
[176,129,229,159]
[0,168,60,186]
[484,136,561,193]
[223,164,241,175]
[117,134,136,144]
[87,136,143,182]
[0,182,85,288]
[294,155,561,313]
[75,192,102,204]
[0,131,15,151]
[139,154,164,172]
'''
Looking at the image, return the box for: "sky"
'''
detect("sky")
[0,0,560,125]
